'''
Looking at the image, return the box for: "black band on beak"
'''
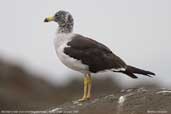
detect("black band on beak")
[44,16,55,22]
[44,18,48,22]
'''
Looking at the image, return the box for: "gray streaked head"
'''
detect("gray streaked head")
[44,10,74,33]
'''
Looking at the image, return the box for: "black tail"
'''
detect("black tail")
[121,65,155,79]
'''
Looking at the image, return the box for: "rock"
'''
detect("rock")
[0,58,121,111]
[0,58,163,114]
[47,88,171,114]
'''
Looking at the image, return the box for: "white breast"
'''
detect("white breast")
[54,33,89,74]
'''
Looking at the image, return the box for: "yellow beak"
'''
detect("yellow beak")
[44,16,55,22]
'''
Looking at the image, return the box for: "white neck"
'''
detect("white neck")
[54,32,75,48]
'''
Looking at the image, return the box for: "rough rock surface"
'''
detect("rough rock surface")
[47,88,171,114]
[0,58,168,114]
[0,58,121,111]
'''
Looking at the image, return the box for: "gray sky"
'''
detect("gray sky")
[0,0,170,87]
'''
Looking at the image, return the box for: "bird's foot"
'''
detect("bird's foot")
[86,95,91,100]
[78,94,91,101]
[72,97,88,104]
[77,97,88,102]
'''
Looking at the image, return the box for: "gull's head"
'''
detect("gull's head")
[44,10,73,27]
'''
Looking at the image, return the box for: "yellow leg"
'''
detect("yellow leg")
[78,75,88,102]
[86,74,92,99]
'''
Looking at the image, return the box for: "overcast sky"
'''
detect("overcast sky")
[0,0,170,87]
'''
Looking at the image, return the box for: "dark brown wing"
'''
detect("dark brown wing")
[64,34,126,73]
